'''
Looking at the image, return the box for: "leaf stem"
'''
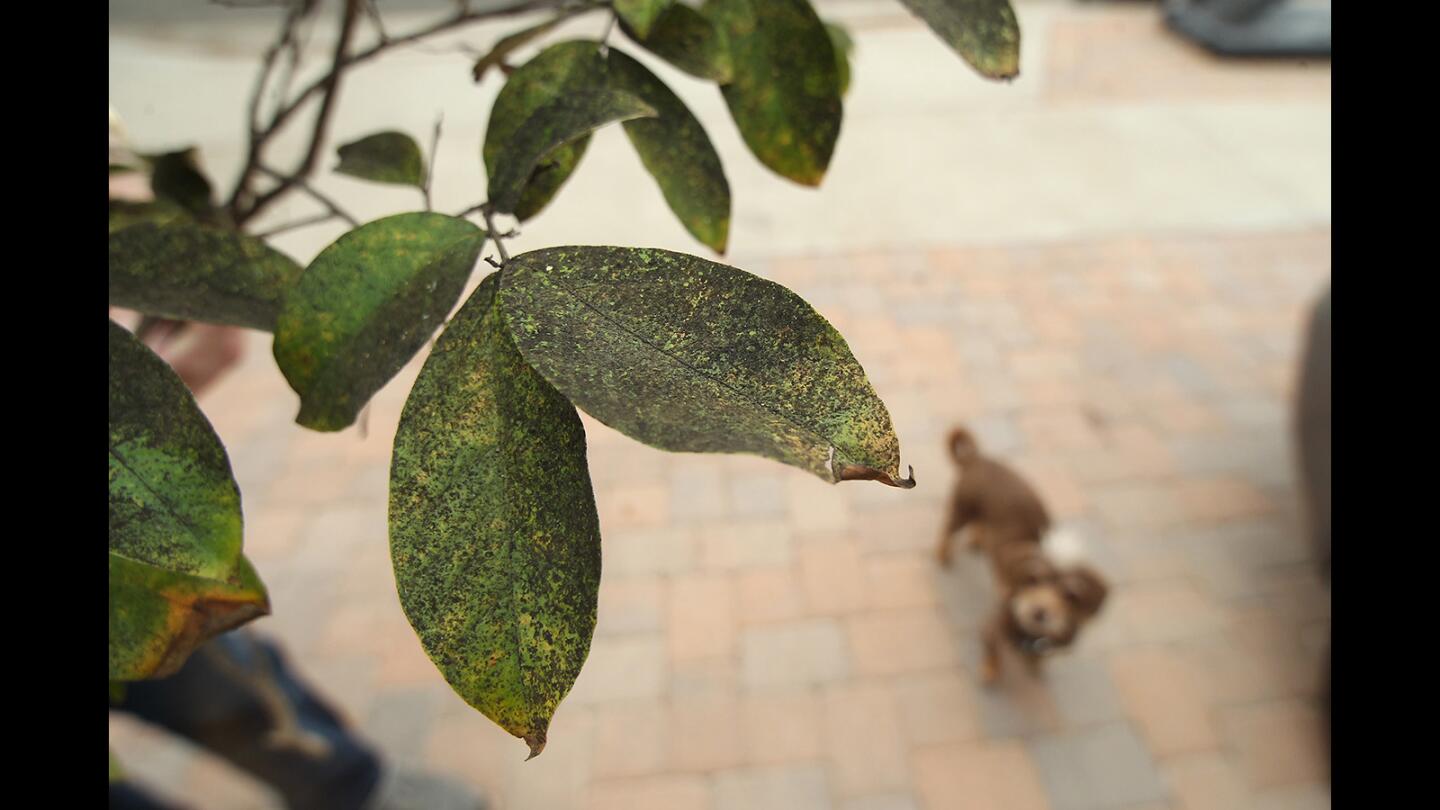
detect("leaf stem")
[424,113,443,212]
[228,0,597,228]
[483,205,512,265]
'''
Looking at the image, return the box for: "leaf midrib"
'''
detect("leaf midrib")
[535,270,859,475]
[109,444,233,578]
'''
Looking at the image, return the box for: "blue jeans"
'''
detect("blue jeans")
[110,633,382,810]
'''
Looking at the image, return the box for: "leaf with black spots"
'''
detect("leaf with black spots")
[109,219,303,331]
[488,88,657,216]
[109,552,269,680]
[498,246,914,487]
[390,273,601,759]
[109,320,268,680]
[898,0,1020,80]
[614,0,672,38]
[272,212,487,431]
[483,43,599,221]
[512,42,731,253]
[620,1,733,82]
[335,131,426,188]
[704,0,842,186]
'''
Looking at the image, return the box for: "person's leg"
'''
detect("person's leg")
[113,632,382,810]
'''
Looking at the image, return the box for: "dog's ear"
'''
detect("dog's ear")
[1059,565,1109,618]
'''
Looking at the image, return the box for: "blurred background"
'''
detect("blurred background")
[109,1,1331,808]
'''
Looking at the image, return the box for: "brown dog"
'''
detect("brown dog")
[937,427,1109,684]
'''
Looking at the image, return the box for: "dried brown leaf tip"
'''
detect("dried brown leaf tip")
[839,463,917,489]
[524,732,547,761]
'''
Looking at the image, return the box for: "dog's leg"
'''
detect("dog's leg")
[936,500,973,569]
[980,615,1004,686]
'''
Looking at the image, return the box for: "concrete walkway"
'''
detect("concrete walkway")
[109,2,1331,808]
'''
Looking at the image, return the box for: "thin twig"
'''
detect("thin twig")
[363,0,389,43]
[254,211,340,239]
[258,165,360,226]
[227,0,599,228]
[273,5,315,104]
[483,205,511,265]
[424,113,443,211]
[246,1,305,138]
[455,201,487,219]
[238,0,365,226]
[598,8,616,57]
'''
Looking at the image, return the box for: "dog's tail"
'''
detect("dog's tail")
[948,426,980,467]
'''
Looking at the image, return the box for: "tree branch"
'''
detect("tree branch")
[254,211,339,239]
[258,164,360,226]
[424,113,443,211]
[224,0,596,230]
[236,0,364,226]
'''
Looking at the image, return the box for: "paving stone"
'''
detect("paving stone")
[847,610,960,676]
[714,764,832,810]
[1027,721,1170,810]
[741,619,851,688]
[1109,647,1220,756]
[912,740,1050,810]
[741,688,825,765]
[735,567,808,625]
[823,681,910,796]
[1220,700,1327,790]
[587,776,710,810]
[668,573,737,662]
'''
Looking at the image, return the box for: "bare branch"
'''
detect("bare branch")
[424,113,443,211]
[258,165,360,226]
[254,211,340,239]
[483,205,511,265]
[237,0,365,226]
[227,0,600,228]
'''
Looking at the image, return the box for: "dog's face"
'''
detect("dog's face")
[1007,562,1109,649]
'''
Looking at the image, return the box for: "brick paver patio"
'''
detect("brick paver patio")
[110,2,1331,808]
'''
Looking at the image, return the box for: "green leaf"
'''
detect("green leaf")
[109,320,269,680]
[509,42,732,253]
[109,552,269,681]
[108,220,303,330]
[498,247,915,488]
[109,199,188,234]
[472,12,576,83]
[609,50,731,254]
[489,88,656,216]
[898,0,1020,80]
[272,213,487,432]
[145,148,215,217]
[614,0,672,38]
[335,131,427,188]
[827,22,854,96]
[704,0,843,186]
[620,2,734,84]
[390,273,601,760]
[483,43,599,221]
[110,319,243,580]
